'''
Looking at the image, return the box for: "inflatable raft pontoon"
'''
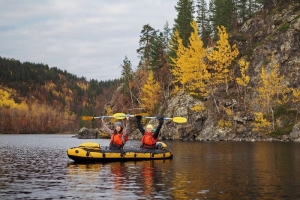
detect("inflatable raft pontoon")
[67,142,173,163]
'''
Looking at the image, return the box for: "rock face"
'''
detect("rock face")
[156,3,300,142]
[77,127,99,139]
[77,127,110,139]
[290,122,300,141]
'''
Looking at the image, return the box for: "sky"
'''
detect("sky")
[0,0,181,81]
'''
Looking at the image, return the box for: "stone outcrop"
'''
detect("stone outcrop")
[77,127,110,139]
[157,3,300,142]
[290,122,300,141]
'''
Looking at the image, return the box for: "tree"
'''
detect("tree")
[169,29,185,93]
[163,22,172,53]
[0,88,18,108]
[170,20,210,97]
[207,26,239,112]
[236,58,250,110]
[256,54,290,131]
[252,112,272,134]
[149,30,172,100]
[196,0,212,47]
[209,0,235,39]
[120,56,134,108]
[139,70,161,115]
[174,0,195,47]
[137,24,156,69]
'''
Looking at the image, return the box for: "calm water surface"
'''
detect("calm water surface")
[0,134,300,199]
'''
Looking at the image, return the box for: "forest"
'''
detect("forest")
[1,0,299,134]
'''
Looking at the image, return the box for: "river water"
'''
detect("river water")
[0,134,300,199]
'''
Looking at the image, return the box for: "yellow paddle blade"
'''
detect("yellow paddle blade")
[172,117,187,123]
[82,113,126,121]
[82,116,96,121]
[112,113,126,119]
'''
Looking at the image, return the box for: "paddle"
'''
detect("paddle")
[133,114,187,124]
[81,113,128,121]
[142,116,187,123]
[82,113,187,123]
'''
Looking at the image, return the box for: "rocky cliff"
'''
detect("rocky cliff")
[156,3,300,142]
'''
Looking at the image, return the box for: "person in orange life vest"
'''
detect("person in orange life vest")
[135,115,164,149]
[101,116,130,150]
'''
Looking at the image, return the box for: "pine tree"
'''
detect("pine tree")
[174,0,195,47]
[149,31,167,73]
[209,0,235,39]
[163,22,172,53]
[149,30,172,100]
[137,24,156,69]
[120,56,134,107]
[196,0,212,47]
[236,0,248,22]
[169,0,195,65]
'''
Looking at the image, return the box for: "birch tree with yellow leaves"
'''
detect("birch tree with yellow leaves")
[236,58,250,110]
[255,54,290,131]
[205,25,239,113]
[139,70,161,115]
[207,26,239,95]
[170,20,210,97]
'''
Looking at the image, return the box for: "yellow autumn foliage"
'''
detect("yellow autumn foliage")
[0,88,19,108]
[218,119,232,128]
[252,112,271,134]
[236,59,250,87]
[191,104,206,112]
[257,54,289,113]
[207,26,239,93]
[236,58,250,109]
[77,81,88,90]
[291,88,300,114]
[292,88,300,103]
[139,70,161,114]
[170,21,210,96]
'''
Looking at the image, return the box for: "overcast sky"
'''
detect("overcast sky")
[0,0,182,81]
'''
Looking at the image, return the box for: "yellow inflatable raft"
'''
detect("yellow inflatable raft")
[67,142,173,163]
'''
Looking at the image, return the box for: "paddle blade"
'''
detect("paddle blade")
[112,113,126,119]
[82,116,96,121]
[172,117,187,123]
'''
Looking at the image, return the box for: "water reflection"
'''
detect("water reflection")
[66,159,172,199]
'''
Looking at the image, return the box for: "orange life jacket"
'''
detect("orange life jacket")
[141,132,158,148]
[110,132,128,148]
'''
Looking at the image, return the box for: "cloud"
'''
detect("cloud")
[0,0,177,81]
